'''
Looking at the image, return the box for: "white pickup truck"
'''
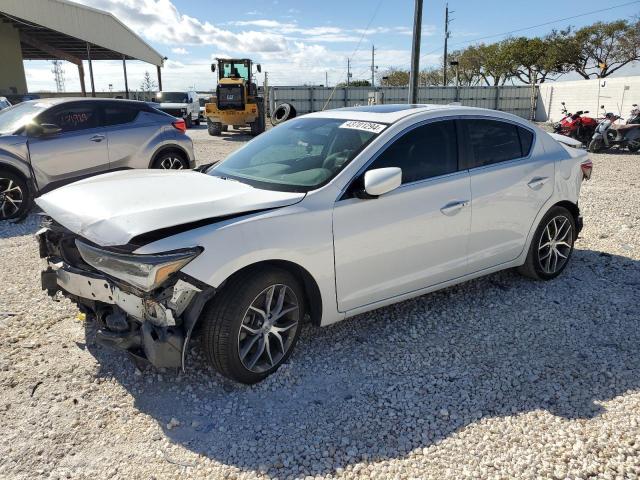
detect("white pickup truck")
[152,91,199,128]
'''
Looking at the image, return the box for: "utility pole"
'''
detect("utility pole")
[443,3,452,86]
[408,0,423,103]
[325,71,328,88]
[347,58,351,88]
[371,45,376,87]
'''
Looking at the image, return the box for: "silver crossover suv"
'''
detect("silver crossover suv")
[0,98,195,220]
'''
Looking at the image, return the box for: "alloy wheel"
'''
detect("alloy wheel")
[238,284,300,373]
[538,216,573,274]
[159,157,184,169]
[0,177,24,219]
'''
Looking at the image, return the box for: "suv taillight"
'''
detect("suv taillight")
[581,159,593,180]
[172,118,186,133]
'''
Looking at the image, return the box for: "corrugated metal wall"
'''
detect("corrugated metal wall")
[269,85,536,119]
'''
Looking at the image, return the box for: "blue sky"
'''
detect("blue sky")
[24,0,640,92]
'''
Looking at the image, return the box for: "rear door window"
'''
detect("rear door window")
[103,104,139,126]
[463,119,525,168]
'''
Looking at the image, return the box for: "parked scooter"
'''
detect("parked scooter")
[627,104,640,125]
[553,102,598,145]
[588,108,640,153]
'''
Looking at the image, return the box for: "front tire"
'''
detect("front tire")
[201,267,305,384]
[208,120,222,136]
[588,138,603,153]
[518,206,576,280]
[0,170,31,221]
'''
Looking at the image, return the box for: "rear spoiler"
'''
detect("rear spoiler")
[548,132,583,148]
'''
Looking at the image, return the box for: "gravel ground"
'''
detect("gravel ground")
[1,130,639,479]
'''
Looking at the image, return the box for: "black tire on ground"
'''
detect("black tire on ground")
[222,125,229,132]
[208,121,222,136]
[270,102,297,126]
[0,169,32,221]
[628,140,640,153]
[151,150,189,169]
[588,138,603,153]
[517,206,576,281]
[194,117,201,126]
[184,115,192,129]
[201,267,305,384]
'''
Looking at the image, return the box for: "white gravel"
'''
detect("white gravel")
[1,131,639,479]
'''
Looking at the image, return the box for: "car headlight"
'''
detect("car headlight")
[76,240,201,292]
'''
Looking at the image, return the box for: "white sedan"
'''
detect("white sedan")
[36,104,592,384]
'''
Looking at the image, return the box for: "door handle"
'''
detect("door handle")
[440,200,469,216]
[527,177,549,190]
[89,134,105,142]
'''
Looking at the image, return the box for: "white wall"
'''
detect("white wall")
[536,76,640,122]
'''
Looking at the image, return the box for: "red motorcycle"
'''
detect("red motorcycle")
[553,102,598,145]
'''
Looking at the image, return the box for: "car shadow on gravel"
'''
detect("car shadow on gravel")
[84,246,640,477]
[0,214,41,240]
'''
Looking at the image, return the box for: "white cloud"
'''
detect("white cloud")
[171,47,188,55]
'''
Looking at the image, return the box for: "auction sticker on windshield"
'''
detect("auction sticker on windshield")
[339,120,387,134]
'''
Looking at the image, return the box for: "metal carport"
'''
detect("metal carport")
[0,0,165,97]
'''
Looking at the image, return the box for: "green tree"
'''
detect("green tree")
[377,67,410,87]
[568,19,640,78]
[503,31,574,84]
[139,71,158,100]
[336,79,372,87]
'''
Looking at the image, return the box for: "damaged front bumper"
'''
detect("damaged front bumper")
[37,227,214,370]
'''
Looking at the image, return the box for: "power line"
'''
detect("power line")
[420,0,640,60]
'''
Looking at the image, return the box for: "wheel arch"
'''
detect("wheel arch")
[217,260,323,326]
[0,161,35,194]
[552,199,580,227]
[149,145,190,168]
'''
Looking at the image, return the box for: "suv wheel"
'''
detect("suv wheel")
[0,170,31,221]
[201,267,305,384]
[184,115,192,129]
[518,206,576,280]
[152,151,188,170]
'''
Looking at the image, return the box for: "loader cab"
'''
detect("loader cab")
[211,59,261,110]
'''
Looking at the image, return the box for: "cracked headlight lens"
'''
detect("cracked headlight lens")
[76,240,201,292]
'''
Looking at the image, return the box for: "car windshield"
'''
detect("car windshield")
[210,117,384,192]
[155,92,188,103]
[0,101,51,135]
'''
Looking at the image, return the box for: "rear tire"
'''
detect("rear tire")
[201,267,305,384]
[251,100,266,136]
[184,115,192,129]
[0,169,31,221]
[628,139,640,153]
[518,206,576,281]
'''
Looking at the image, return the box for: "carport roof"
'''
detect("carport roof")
[0,0,164,66]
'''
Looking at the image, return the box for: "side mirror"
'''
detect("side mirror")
[358,167,402,199]
[211,64,216,73]
[26,122,61,137]
[256,64,262,73]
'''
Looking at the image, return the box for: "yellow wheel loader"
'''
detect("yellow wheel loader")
[205,58,266,136]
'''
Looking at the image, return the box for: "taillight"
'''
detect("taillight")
[581,159,593,180]
[172,118,186,133]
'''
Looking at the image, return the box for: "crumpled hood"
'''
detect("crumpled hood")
[36,170,305,246]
